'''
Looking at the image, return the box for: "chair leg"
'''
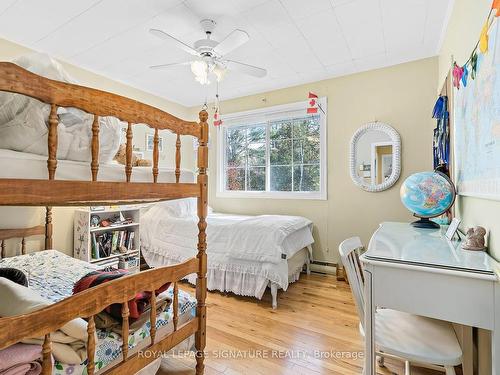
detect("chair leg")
[444,366,456,375]
[404,361,411,375]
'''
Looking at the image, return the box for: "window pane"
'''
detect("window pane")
[247,125,266,143]
[293,117,320,139]
[226,128,246,167]
[271,166,292,191]
[270,121,292,140]
[293,139,320,164]
[248,142,266,166]
[293,165,320,192]
[270,139,292,165]
[248,167,266,191]
[226,168,245,191]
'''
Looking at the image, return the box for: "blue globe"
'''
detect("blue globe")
[400,171,455,218]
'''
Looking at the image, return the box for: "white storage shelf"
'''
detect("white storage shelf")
[74,206,141,273]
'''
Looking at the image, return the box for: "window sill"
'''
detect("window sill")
[216,191,327,200]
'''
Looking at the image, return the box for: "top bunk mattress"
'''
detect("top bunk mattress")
[0,148,195,183]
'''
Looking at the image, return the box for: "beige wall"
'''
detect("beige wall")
[438,0,500,262]
[0,37,195,255]
[190,57,437,264]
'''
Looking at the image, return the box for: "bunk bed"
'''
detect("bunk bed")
[0,62,209,375]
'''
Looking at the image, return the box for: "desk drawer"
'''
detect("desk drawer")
[372,265,495,330]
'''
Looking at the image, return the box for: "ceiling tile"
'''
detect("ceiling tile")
[354,52,387,72]
[381,0,426,52]
[34,0,179,58]
[423,0,454,53]
[0,0,101,45]
[335,0,385,58]
[324,60,356,77]
[274,37,324,72]
[0,0,22,16]
[296,8,351,66]
[280,0,333,20]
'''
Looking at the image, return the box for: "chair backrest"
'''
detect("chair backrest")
[339,237,365,328]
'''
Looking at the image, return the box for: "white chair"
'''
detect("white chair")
[339,237,462,375]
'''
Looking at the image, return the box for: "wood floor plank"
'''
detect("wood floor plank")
[158,274,458,375]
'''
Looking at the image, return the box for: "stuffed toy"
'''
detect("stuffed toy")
[114,144,152,167]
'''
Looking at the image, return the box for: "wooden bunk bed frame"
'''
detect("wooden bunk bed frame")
[0,62,209,375]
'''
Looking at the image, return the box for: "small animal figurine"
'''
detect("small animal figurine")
[461,226,487,251]
[114,144,152,167]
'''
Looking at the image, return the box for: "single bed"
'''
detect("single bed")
[0,250,197,375]
[141,199,314,309]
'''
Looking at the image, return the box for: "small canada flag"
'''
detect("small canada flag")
[307,92,318,114]
[213,109,223,126]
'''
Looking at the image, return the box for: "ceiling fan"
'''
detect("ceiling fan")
[149,19,267,85]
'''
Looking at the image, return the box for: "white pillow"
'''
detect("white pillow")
[157,198,198,217]
[156,198,214,217]
[0,52,122,163]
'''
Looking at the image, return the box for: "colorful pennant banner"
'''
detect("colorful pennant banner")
[452,0,499,89]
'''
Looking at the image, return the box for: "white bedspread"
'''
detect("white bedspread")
[141,205,314,297]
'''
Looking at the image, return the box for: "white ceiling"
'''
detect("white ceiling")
[0,0,453,107]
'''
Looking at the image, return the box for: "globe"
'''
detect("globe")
[400,171,456,228]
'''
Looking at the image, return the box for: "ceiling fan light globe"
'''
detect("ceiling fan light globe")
[191,60,210,85]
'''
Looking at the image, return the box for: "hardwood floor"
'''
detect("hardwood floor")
[158,273,452,375]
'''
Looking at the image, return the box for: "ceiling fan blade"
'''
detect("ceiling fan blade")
[225,60,267,78]
[213,29,249,56]
[149,28,198,56]
[150,61,192,70]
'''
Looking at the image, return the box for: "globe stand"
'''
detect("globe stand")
[411,217,440,229]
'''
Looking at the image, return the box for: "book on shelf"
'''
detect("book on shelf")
[128,232,135,250]
[92,230,136,260]
[91,233,99,260]
[111,231,119,253]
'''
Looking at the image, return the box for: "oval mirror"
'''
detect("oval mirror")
[350,122,401,192]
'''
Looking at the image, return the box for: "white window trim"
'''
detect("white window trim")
[216,98,327,200]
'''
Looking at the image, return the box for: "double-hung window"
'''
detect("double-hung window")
[217,98,327,199]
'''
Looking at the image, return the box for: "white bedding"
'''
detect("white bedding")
[0,148,195,183]
[141,202,314,298]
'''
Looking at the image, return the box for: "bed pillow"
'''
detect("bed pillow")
[0,53,122,163]
[156,198,198,217]
[155,198,213,217]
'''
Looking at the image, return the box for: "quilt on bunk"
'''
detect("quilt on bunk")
[0,250,197,374]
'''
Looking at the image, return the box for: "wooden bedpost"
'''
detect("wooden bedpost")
[45,207,53,250]
[47,104,58,180]
[125,122,133,182]
[153,128,159,183]
[195,109,208,375]
[175,133,181,183]
[91,114,100,181]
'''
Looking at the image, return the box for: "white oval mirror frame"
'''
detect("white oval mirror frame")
[349,122,401,192]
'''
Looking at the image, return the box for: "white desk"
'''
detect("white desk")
[360,222,500,375]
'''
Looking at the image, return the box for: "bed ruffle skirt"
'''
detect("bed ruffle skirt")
[142,246,298,299]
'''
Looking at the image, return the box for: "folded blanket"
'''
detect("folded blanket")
[225,215,313,263]
[0,278,90,365]
[94,292,171,335]
[73,270,170,323]
[0,344,42,375]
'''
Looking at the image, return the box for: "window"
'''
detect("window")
[217,99,327,199]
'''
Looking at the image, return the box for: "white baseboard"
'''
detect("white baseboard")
[310,263,337,275]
